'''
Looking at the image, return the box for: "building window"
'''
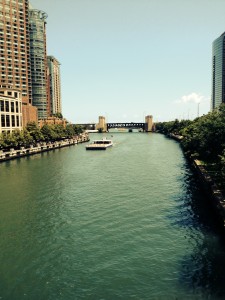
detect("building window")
[11,102,14,112]
[11,115,15,127]
[16,101,19,113]
[1,114,5,127]
[6,115,10,127]
[16,115,19,127]
[5,101,9,112]
[0,100,4,111]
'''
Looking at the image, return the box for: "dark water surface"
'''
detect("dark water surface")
[1,133,225,300]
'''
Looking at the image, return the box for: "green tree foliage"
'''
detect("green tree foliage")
[155,119,192,135]
[0,121,85,151]
[40,124,58,141]
[52,112,63,119]
[181,105,225,160]
[65,124,75,138]
[156,104,225,162]
[53,124,66,140]
[0,133,6,149]
[72,125,84,135]
[26,122,44,142]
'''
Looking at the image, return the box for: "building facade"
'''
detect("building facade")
[47,56,62,115]
[29,8,49,120]
[211,32,225,110]
[0,1,62,132]
[0,0,32,104]
[0,88,23,133]
[0,0,39,128]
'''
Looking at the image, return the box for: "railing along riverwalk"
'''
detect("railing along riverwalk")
[0,133,89,163]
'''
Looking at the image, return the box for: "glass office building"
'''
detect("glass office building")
[29,8,49,119]
[211,32,225,110]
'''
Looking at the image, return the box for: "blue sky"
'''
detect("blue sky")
[31,0,225,123]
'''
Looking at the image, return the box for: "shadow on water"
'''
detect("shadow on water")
[168,160,225,299]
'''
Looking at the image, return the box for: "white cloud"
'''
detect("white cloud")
[174,92,208,104]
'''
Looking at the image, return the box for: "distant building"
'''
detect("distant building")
[38,116,67,128]
[211,32,225,110]
[0,89,23,133]
[47,56,62,115]
[0,0,37,128]
[145,115,153,132]
[29,8,49,119]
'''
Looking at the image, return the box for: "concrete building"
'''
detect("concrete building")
[96,116,107,132]
[211,32,225,110]
[145,115,153,132]
[38,116,66,128]
[29,8,49,120]
[47,56,62,116]
[0,88,23,133]
[0,0,38,127]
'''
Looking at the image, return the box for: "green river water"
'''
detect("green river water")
[1,132,225,300]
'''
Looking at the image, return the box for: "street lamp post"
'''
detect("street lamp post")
[197,102,200,118]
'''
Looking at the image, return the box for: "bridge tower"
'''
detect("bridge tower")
[145,115,153,132]
[96,116,107,132]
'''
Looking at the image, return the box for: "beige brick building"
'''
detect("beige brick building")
[47,56,62,116]
[0,0,38,129]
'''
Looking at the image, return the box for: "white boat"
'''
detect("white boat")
[86,138,113,150]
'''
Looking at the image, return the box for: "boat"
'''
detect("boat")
[86,138,113,150]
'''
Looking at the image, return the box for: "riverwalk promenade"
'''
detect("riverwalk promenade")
[0,133,89,163]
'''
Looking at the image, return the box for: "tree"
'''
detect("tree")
[72,125,84,135]
[65,124,75,138]
[53,112,63,119]
[41,124,57,141]
[53,124,66,140]
[26,122,43,142]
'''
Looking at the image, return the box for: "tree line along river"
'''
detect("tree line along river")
[1,132,225,300]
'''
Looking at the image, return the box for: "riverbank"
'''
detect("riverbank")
[0,133,89,163]
[163,132,225,231]
[192,159,225,229]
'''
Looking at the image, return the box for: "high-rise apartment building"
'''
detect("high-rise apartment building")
[0,0,38,132]
[211,32,225,110]
[29,8,49,120]
[47,56,62,115]
[0,0,32,103]
[0,1,62,132]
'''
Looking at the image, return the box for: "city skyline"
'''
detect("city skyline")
[30,0,225,123]
[0,0,63,133]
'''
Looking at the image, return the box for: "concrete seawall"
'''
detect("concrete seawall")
[0,134,89,163]
[165,132,225,230]
[192,159,225,229]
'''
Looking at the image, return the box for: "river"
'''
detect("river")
[1,132,225,300]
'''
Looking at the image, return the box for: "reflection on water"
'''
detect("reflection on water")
[0,133,225,300]
[167,164,225,299]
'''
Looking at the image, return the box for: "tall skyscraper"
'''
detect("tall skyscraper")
[0,0,37,132]
[0,1,62,133]
[29,8,49,119]
[47,56,62,115]
[211,32,225,110]
[0,0,32,103]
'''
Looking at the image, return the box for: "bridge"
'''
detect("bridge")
[107,122,146,131]
[76,115,154,132]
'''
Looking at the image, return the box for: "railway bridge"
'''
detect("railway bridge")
[77,115,154,132]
